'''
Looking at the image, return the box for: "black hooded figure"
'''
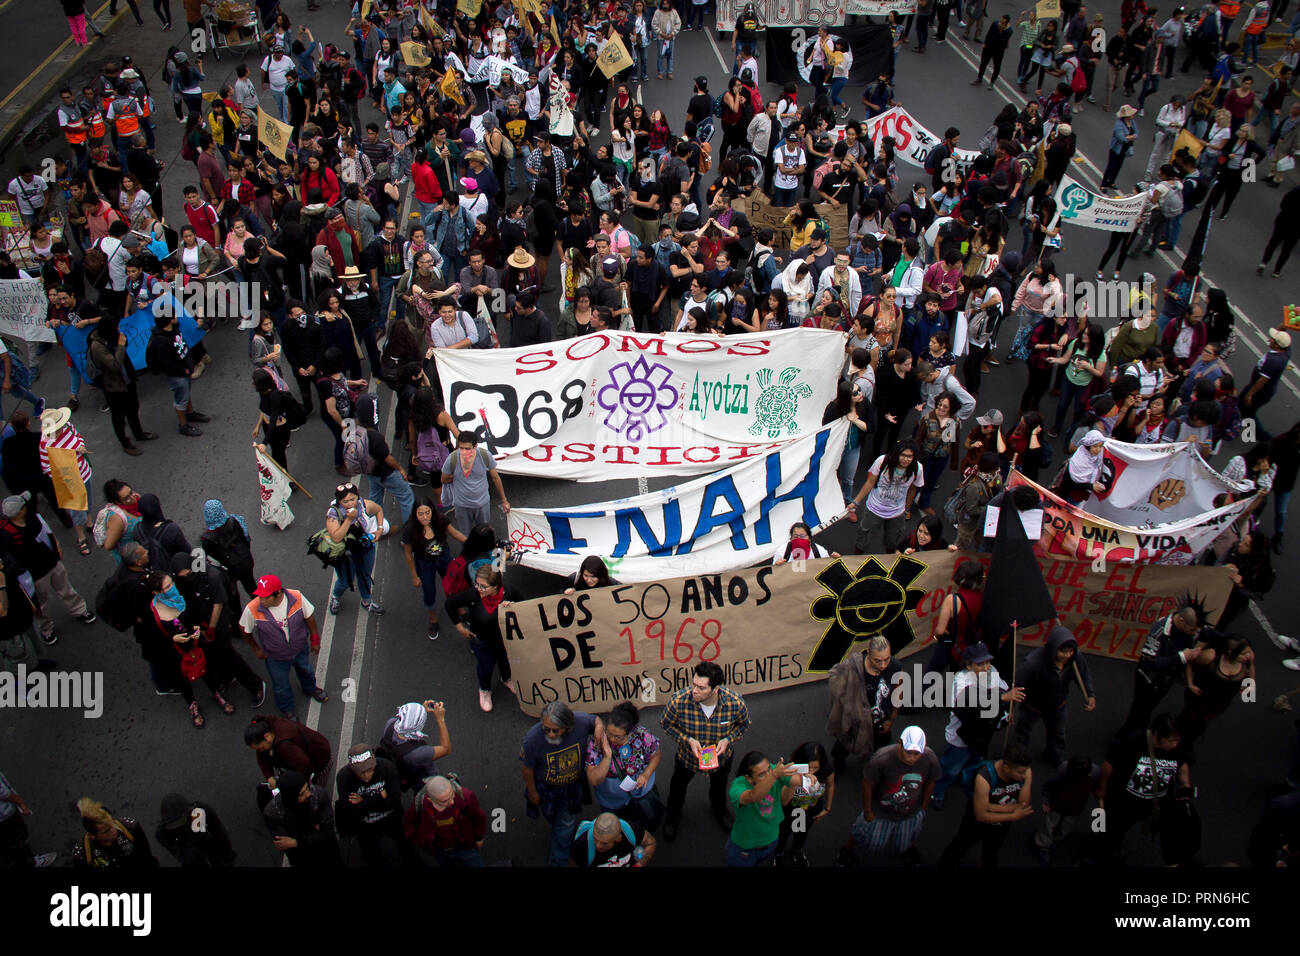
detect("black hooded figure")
[261,769,343,867]
[1012,624,1096,765]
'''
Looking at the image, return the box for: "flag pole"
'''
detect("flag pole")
[1003,619,1019,750]
[254,443,312,498]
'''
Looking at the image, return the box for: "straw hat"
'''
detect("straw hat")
[1116,104,1137,118]
[40,406,72,436]
[507,248,536,269]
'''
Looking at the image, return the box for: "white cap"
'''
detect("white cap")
[900,726,926,753]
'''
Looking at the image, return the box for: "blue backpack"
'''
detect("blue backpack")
[574,818,638,865]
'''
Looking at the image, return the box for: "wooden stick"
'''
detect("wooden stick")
[1003,620,1020,749]
[254,444,312,498]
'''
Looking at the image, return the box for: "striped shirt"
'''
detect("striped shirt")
[39,425,92,483]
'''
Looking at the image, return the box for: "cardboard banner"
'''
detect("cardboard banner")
[0,278,55,343]
[502,552,1234,716]
[844,0,916,14]
[1054,174,1148,233]
[256,108,293,161]
[1036,0,1061,17]
[1006,471,1258,566]
[434,328,847,480]
[863,107,981,171]
[595,33,633,78]
[47,446,88,512]
[506,419,849,580]
[730,191,850,251]
[0,199,20,228]
[255,447,294,529]
[400,41,431,67]
[1087,439,1254,526]
[716,0,845,32]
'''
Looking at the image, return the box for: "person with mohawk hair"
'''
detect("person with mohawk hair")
[1116,595,1210,736]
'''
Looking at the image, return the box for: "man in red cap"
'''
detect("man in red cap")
[238,574,327,720]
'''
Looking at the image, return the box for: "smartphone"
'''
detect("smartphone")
[791,763,811,775]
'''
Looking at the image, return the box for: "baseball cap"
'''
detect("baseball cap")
[977,409,1004,428]
[1271,328,1291,348]
[900,726,927,753]
[347,743,377,774]
[963,642,995,664]
[1,491,31,518]
[460,176,478,192]
[601,256,619,277]
[253,574,282,597]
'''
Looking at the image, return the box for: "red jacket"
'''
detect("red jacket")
[316,221,363,274]
[411,158,443,204]
[402,787,488,851]
[300,166,340,207]
[254,717,332,781]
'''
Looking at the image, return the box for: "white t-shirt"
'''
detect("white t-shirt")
[772,143,806,190]
[7,176,47,216]
[864,455,925,519]
[261,54,293,92]
[239,592,316,635]
[98,236,129,291]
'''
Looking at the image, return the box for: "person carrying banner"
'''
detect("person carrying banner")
[1013,625,1096,765]
[37,408,92,556]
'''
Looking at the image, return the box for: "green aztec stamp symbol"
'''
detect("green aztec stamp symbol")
[748,367,813,438]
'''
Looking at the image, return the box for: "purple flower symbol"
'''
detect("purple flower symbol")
[596,356,678,444]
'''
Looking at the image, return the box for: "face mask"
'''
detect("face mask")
[157,585,186,612]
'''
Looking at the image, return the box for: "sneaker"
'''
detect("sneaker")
[179,424,202,437]
[1257,264,1267,276]
[428,625,440,641]
[99,398,110,412]
[791,850,809,867]
[34,852,57,867]
[251,679,267,708]
[362,599,386,615]
[479,688,494,712]
[79,611,97,624]
[213,690,235,715]
[310,686,329,703]
[41,631,59,646]
[68,396,79,411]
[123,443,143,456]
[138,431,159,440]
[237,317,258,330]
[189,361,207,380]
[408,472,430,487]
[1274,271,1283,279]
[1273,631,1300,652]
[187,410,211,423]
[503,679,518,697]
[985,357,999,367]
[189,701,205,729]
[329,596,340,614]
[155,686,181,696]
[1283,657,1300,670]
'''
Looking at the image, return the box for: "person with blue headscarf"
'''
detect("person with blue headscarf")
[200,499,257,601]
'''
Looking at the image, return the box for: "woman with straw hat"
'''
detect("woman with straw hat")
[38,407,93,556]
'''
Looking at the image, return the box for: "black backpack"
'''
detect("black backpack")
[94,574,136,631]
[200,521,253,576]
[133,520,176,572]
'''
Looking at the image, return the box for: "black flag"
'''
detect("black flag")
[979,490,1057,647]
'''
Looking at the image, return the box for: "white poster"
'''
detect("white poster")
[434,328,847,480]
[716,0,846,31]
[863,107,981,170]
[1086,439,1255,526]
[548,73,574,137]
[506,419,849,580]
[845,0,917,14]
[466,55,530,87]
[0,278,55,343]
[255,448,294,530]
[1054,175,1149,233]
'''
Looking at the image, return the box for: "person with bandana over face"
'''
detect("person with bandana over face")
[147,569,234,730]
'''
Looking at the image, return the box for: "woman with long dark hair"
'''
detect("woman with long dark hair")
[913,391,960,514]
[775,740,834,866]
[1216,530,1276,629]
[849,439,925,554]
[407,385,457,484]
[824,379,872,506]
[564,555,619,593]
[898,513,954,553]
[402,497,467,640]
[1019,309,1069,413]
[1050,321,1106,438]
[446,564,518,712]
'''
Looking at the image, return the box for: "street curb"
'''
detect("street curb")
[0,5,129,161]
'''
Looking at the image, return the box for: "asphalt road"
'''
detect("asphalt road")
[1,1,1298,870]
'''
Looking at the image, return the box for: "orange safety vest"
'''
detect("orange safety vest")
[86,106,106,139]
[111,97,140,136]
[59,105,87,145]
[1219,0,1241,17]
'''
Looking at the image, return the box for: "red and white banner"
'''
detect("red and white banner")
[863,106,981,170]
[434,328,847,480]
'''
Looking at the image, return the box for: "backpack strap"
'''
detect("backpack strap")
[576,820,596,864]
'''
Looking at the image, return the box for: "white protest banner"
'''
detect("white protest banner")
[434,328,846,480]
[505,419,849,580]
[1086,439,1255,526]
[845,0,916,14]
[548,73,575,137]
[1006,470,1257,566]
[466,55,530,87]
[255,447,294,529]
[0,278,55,343]
[1054,175,1149,232]
[863,107,980,170]
[715,0,845,32]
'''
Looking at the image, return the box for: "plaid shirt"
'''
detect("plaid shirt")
[661,686,750,766]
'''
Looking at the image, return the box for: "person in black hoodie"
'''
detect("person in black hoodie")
[280,300,323,415]
[133,494,192,566]
[155,793,236,867]
[274,200,311,300]
[145,313,210,437]
[335,743,412,867]
[1012,624,1096,765]
[261,769,343,867]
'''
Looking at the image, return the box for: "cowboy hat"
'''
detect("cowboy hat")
[40,407,72,436]
[340,265,363,279]
[507,248,536,269]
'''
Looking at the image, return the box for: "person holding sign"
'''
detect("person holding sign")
[661,661,751,842]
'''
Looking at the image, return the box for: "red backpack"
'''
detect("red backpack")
[442,556,471,597]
